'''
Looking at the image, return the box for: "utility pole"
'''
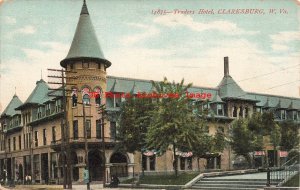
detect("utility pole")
[98,104,106,187]
[48,68,76,189]
[82,102,90,190]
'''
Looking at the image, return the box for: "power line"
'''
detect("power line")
[218,64,300,88]
[234,80,300,99]
[265,80,300,91]
[238,64,300,83]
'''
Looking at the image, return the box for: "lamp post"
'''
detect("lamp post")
[3,124,7,185]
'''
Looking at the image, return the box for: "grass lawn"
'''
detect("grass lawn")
[122,173,199,185]
[283,173,299,187]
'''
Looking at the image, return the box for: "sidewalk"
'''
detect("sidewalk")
[0,184,165,190]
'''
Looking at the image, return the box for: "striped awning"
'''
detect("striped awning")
[176,151,193,157]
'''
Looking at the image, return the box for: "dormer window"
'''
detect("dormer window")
[37,107,42,119]
[293,111,297,120]
[232,106,237,117]
[245,107,249,118]
[55,99,62,113]
[217,104,224,116]
[46,104,51,116]
[281,110,286,120]
[256,107,262,113]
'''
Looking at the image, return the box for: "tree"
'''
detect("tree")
[146,77,206,176]
[279,121,299,151]
[117,96,155,153]
[230,119,256,167]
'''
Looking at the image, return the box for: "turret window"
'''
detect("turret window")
[83,94,90,105]
[72,94,78,107]
[82,62,89,68]
[217,104,224,116]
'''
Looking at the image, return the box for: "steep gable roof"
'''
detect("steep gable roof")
[1,95,22,117]
[16,79,50,110]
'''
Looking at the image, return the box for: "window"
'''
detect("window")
[8,138,11,152]
[19,135,21,150]
[95,93,101,105]
[180,157,192,170]
[55,99,61,113]
[149,155,156,171]
[96,119,102,139]
[37,107,42,119]
[256,107,261,113]
[33,154,40,180]
[239,106,243,117]
[110,121,116,139]
[43,129,47,145]
[70,64,74,70]
[86,120,91,139]
[82,62,89,68]
[26,134,29,149]
[72,94,77,107]
[73,121,78,140]
[115,94,121,107]
[23,134,26,149]
[83,94,90,105]
[217,104,224,116]
[245,107,249,118]
[142,154,147,171]
[97,63,101,69]
[142,154,156,171]
[52,126,56,142]
[13,137,16,151]
[281,110,286,120]
[34,131,38,147]
[46,104,51,116]
[293,111,297,120]
[233,106,237,117]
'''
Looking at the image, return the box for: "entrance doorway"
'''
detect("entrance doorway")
[88,149,103,181]
[41,153,49,184]
[110,152,128,177]
[71,151,79,181]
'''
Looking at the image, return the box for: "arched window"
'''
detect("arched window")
[83,94,90,105]
[245,107,249,118]
[95,93,101,105]
[94,87,102,105]
[233,106,237,117]
[239,106,243,117]
[72,94,77,107]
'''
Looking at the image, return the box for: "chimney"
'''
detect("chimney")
[224,56,229,77]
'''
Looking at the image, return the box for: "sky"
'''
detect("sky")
[0,0,300,111]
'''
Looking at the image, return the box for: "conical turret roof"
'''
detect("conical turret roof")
[60,0,111,68]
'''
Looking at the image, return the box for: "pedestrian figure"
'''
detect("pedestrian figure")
[109,175,120,188]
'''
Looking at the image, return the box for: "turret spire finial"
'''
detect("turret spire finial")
[81,0,89,15]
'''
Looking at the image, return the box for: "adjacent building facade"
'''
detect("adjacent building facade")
[0,0,299,184]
